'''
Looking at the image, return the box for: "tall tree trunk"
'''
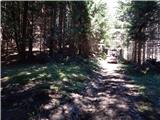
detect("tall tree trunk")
[62,3,67,54]
[20,1,28,60]
[138,41,142,65]
[133,41,137,63]
[43,4,47,53]
[49,14,53,57]
[142,42,145,63]
[58,3,63,54]
[152,40,154,59]
[28,8,34,59]
[49,3,57,57]
[11,2,21,59]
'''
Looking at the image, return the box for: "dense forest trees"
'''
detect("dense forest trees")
[2,1,159,64]
[2,1,108,62]
[118,1,160,64]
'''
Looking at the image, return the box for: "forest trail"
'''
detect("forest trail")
[50,59,143,120]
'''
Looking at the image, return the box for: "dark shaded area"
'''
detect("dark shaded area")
[1,58,99,120]
[1,1,94,62]
[117,59,160,75]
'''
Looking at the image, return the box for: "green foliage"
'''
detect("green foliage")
[100,52,107,60]
[118,1,159,43]
[117,1,159,64]
[88,0,109,46]
[1,1,100,60]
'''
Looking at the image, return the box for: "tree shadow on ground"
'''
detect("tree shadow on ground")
[56,70,144,120]
[115,64,160,120]
[3,61,160,120]
[1,59,100,120]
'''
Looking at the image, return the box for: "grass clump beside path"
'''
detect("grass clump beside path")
[118,64,160,120]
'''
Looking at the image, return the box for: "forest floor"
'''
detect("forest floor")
[1,58,160,120]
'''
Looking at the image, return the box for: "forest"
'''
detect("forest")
[1,1,160,120]
[1,1,103,62]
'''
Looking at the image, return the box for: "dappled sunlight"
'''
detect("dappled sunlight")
[1,60,99,119]
[34,66,47,72]
[117,63,160,119]
[99,59,121,74]
[52,61,144,119]
[17,71,32,76]
[2,59,159,119]
[1,0,160,119]
[1,76,10,81]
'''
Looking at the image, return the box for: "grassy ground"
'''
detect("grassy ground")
[1,58,99,120]
[118,64,160,120]
[2,59,160,120]
[2,59,98,90]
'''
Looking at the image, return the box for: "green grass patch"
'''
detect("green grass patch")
[119,64,160,119]
[119,64,160,100]
[1,59,99,95]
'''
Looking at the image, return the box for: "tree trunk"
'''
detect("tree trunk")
[11,2,21,59]
[133,41,137,63]
[142,42,145,63]
[20,1,28,61]
[43,4,47,53]
[58,3,63,54]
[62,3,67,54]
[28,8,34,59]
[49,3,57,57]
[138,41,142,65]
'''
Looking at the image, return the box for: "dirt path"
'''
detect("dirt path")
[49,60,143,120]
